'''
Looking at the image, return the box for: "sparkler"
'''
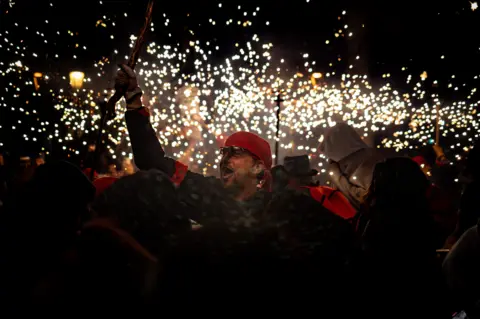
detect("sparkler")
[93,0,155,180]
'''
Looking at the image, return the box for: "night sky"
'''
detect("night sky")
[3,0,479,79]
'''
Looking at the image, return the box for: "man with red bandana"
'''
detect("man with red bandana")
[115,65,272,226]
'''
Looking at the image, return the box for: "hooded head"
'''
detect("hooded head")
[220,131,272,196]
[320,123,368,162]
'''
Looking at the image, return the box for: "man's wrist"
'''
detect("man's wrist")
[125,89,143,109]
[125,87,142,100]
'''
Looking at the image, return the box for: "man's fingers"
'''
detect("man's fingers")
[115,68,129,83]
[118,63,136,78]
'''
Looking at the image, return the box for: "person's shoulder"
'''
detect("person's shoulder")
[462,224,480,243]
[270,188,350,222]
[369,148,398,162]
[182,171,223,189]
[461,181,480,198]
[179,171,234,205]
[452,225,480,254]
[444,225,480,271]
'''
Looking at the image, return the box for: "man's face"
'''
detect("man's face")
[220,147,258,190]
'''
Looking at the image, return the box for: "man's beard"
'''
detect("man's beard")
[221,166,247,197]
[222,171,244,196]
[224,179,244,197]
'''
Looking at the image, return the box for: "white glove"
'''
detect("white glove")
[115,64,143,109]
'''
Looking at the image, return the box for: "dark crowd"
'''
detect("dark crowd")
[0,65,479,318]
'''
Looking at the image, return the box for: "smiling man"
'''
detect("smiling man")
[116,65,272,226]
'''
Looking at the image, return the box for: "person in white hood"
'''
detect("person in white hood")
[320,123,388,210]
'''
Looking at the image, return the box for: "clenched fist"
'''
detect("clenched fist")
[115,64,138,91]
[115,64,143,109]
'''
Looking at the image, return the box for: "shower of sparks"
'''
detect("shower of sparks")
[1,3,479,176]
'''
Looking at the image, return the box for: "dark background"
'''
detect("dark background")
[3,0,479,78]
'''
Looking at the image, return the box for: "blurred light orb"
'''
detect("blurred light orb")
[69,71,85,89]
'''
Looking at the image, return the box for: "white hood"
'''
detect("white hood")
[320,123,368,162]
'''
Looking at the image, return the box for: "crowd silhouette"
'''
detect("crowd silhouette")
[0,65,478,318]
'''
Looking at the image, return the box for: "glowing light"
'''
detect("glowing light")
[1,4,479,178]
[69,71,85,89]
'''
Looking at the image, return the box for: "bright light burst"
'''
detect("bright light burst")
[74,30,411,175]
[471,1,478,11]
[1,2,479,176]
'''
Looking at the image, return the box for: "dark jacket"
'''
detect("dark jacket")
[125,107,270,227]
[361,203,450,318]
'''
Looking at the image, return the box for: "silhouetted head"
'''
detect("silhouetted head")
[365,157,429,208]
[93,170,191,257]
[11,161,95,252]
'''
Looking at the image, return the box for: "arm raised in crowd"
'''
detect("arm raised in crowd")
[125,108,176,176]
[116,64,179,178]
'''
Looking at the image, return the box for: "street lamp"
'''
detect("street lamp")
[33,72,43,91]
[69,71,85,89]
[69,71,86,142]
[311,72,323,86]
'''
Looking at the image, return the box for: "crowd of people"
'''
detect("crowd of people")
[0,64,478,317]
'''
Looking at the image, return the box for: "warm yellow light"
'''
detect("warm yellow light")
[420,71,428,81]
[69,71,85,89]
[34,72,43,78]
[312,72,323,79]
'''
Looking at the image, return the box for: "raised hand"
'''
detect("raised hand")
[115,64,143,109]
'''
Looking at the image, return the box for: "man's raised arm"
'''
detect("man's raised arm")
[116,64,178,177]
[125,108,177,176]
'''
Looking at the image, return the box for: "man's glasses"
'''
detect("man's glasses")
[220,146,258,159]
